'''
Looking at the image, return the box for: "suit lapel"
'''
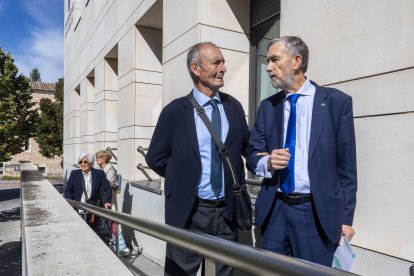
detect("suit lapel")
[274,93,285,149]
[184,93,201,159]
[221,93,236,147]
[264,91,285,150]
[309,86,328,161]
[79,170,88,199]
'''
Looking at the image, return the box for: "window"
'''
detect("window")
[249,0,281,126]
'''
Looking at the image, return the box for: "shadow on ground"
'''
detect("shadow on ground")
[0,241,21,276]
[0,207,20,222]
[0,188,19,202]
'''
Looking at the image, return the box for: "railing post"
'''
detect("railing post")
[116,223,120,257]
[204,257,216,276]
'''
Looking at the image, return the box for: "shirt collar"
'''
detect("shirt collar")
[284,77,314,99]
[192,87,221,107]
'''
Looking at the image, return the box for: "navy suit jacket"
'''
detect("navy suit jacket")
[246,81,357,243]
[145,91,250,228]
[64,168,112,205]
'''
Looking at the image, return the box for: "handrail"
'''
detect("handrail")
[136,146,148,155]
[136,147,155,181]
[106,147,118,162]
[136,164,153,181]
[66,199,357,276]
[245,178,262,186]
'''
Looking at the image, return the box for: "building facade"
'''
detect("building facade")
[63,0,414,273]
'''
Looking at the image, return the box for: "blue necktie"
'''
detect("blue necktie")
[280,94,301,195]
[209,99,222,198]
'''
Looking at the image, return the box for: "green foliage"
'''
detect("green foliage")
[0,175,21,180]
[36,78,63,158]
[29,67,41,82]
[0,47,38,161]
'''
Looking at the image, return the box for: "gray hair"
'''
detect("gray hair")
[78,152,95,165]
[186,42,218,82]
[268,36,309,73]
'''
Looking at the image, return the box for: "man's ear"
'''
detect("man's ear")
[293,54,302,71]
[191,62,200,77]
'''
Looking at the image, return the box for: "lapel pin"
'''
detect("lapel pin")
[321,103,326,107]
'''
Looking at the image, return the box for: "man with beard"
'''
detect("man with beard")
[246,36,357,266]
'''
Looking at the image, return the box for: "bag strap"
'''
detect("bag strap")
[187,93,241,190]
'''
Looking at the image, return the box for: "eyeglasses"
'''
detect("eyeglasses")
[78,160,90,165]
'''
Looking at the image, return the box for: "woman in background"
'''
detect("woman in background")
[96,150,131,257]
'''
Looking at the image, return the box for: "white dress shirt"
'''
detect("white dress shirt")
[192,88,229,199]
[80,172,92,203]
[255,78,315,193]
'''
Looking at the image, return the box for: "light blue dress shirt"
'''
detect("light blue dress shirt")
[255,78,315,193]
[192,88,229,199]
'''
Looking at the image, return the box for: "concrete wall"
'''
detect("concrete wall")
[281,0,414,264]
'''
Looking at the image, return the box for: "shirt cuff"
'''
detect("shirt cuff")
[254,155,274,178]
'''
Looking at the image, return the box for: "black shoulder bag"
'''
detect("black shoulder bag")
[187,94,252,231]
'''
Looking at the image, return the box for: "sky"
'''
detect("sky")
[0,0,64,83]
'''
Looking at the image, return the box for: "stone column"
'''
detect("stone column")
[118,25,162,181]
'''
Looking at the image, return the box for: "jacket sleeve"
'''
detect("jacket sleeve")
[246,101,269,173]
[64,170,76,200]
[145,105,173,177]
[236,100,251,158]
[100,171,112,204]
[106,166,118,188]
[337,96,358,225]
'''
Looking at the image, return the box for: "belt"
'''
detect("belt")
[276,192,312,205]
[197,198,226,208]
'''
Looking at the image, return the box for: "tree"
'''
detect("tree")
[36,78,63,158]
[0,47,38,161]
[29,67,41,82]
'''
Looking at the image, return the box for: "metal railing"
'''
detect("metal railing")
[245,178,262,186]
[66,199,357,276]
[136,146,154,181]
[106,147,118,164]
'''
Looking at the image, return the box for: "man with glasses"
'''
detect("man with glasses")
[64,153,112,231]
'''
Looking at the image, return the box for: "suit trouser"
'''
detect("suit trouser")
[164,201,236,276]
[261,199,337,267]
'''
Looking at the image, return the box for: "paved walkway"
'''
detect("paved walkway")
[0,180,163,276]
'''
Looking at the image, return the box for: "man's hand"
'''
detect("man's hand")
[104,203,112,209]
[340,225,355,244]
[267,148,290,170]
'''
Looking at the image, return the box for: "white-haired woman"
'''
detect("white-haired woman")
[64,153,112,223]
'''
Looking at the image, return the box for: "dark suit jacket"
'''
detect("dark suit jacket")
[145,91,250,228]
[246,81,357,243]
[64,168,112,205]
